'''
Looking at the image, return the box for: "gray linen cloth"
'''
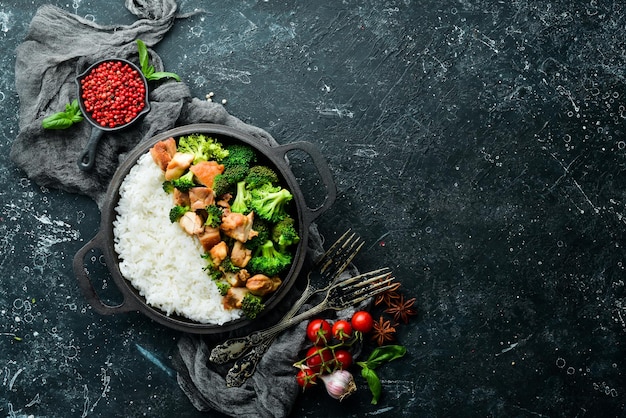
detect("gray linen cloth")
[10,2,363,417]
[11,0,275,210]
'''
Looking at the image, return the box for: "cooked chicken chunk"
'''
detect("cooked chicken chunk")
[222,287,249,310]
[217,193,232,210]
[149,137,177,171]
[220,211,258,243]
[165,152,194,180]
[189,187,215,211]
[230,240,252,268]
[178,211,204,235]
[189,160,224,187]
[173,189,190,207]
[224,269,250,287]
[197,226,221,252]
[246,274,282,296]
[209,241,229,266]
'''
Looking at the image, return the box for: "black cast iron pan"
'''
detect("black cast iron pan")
[72,123,336,334]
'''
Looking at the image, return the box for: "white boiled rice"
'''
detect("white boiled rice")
[113,152,241,325]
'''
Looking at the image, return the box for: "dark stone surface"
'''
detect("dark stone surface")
[2,0,626,416]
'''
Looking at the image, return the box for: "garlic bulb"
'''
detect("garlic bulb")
[320,370,357,401]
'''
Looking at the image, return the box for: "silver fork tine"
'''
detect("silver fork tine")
[341,274,395,293]
[317,229,356,271]
[337,274,395,297]
[335,276,396,307]
[332,267,391,289]
[320,239,364,279]
[319,231,363,275]
[342,281,398,307]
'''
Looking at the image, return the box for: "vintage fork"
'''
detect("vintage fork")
[210,230,364,366]
[223,231,364,386]
[210,267,395,365]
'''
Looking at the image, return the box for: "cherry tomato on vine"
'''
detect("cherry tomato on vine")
[296,368,317,389]
[332,319,353,341]
[306,318,332,345]
[351,310,374,333]
[306,346,333,373]
[333,349,353,369]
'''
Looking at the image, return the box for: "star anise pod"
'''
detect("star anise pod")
[384,294,417,324]
[371,315,397,346]
[374,278,402,307]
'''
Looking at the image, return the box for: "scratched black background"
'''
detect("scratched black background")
[1,1,626,417]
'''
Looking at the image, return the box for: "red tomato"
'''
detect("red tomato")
[333,349,353,369]
[296,368,317,389]
[306,346,333,373]
[351,310,374,333]
[331,319,353,341]
[306,318,332,345]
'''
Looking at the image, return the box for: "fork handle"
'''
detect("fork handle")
[225,338,273,387]
[209,301,328,364]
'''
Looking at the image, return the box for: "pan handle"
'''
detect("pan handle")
[77,127,104,171]
[73,234,138,315]
[270,141,337,226]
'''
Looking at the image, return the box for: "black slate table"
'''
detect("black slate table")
[2,1,626,417]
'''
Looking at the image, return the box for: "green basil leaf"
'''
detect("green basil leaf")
[68,99,83,121]
[42,114,73,130]
[147,71,181,82]
[144,65,155,78]
[71,113,84,123]
[361,366,382,405]
[136,39,150,75]
[69,99,81,113]
[365,345,407,369]
[42,99,84,129]
[136,38,181,82]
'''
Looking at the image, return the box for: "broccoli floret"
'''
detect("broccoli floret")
[170,171,196,192]
[222,144,257,169]
[224,165,249,183]
[245,165,280,189]
[162,174,195,194]
[203,260,223,281]
[162,181,175,193]
[221,235,237,250]
[215,281,231,296]
[212,165,249,197]
[247,240,292,276]
[220,257,241,273]
[169,205,190,223]
[241,292,265,320]
[231,181,251,214]
[205,204,223,228]
[244,217,271,251]
[212,165,249,195]
[211,174,232,197]
[177,134,229,164]
[249,185,293,223]
[272,217,300,249]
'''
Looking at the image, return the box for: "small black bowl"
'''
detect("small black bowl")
[75,58,151,171]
